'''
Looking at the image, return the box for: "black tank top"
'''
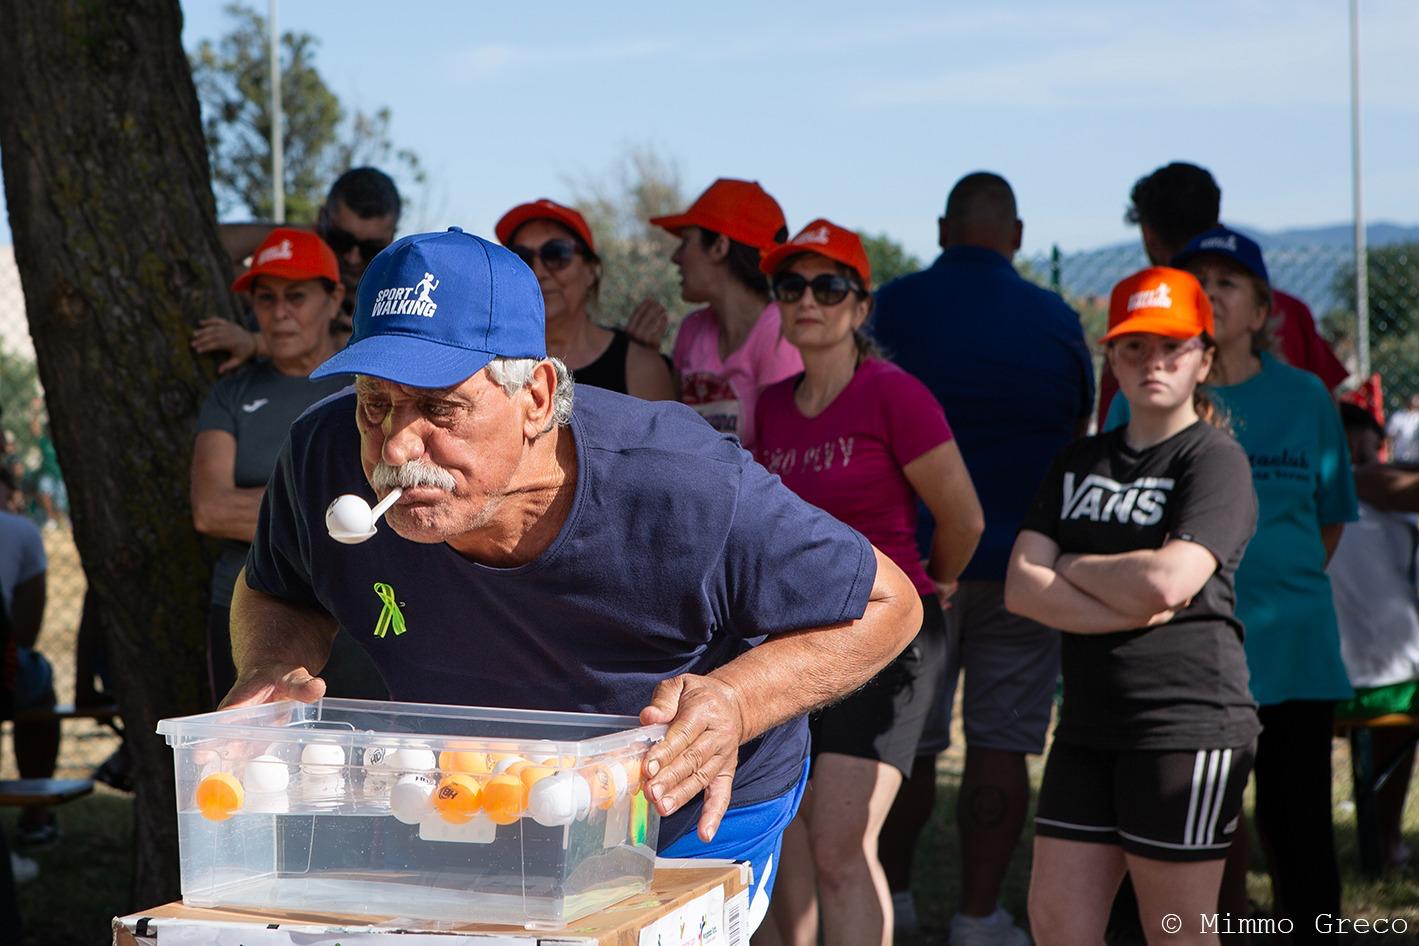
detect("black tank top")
[572,328,631,394]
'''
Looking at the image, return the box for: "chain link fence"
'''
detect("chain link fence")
[1021,240,1419,417]
[0,248,119,780]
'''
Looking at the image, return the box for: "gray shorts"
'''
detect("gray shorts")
[917,580,1060,755]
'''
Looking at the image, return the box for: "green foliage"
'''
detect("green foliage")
[566,146,691,346]
[0,349,43,458]
[859,232,922,288]
[189,3,424,223]
[1329,242,1419,408]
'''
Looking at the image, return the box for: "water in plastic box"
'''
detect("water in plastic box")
[177,766,654,927]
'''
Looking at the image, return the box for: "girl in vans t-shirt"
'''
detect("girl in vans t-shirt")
[1005,268,1258,945]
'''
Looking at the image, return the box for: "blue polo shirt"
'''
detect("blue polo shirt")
[873,246,1095,580]
[246,385,876,846]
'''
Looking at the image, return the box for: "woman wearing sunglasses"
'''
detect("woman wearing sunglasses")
[1009,268,1259,945]
[650,179,801,451]
[752,220,982,946]
[1106,229,1358,940]
[495,199,675,401]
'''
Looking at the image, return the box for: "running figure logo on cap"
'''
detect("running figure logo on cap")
[372,271,442,319]
[794,225,832,246]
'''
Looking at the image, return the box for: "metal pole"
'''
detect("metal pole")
[1350,0,1369,380]
[269,0,285,222]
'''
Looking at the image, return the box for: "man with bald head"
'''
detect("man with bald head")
[873,172,1093,945]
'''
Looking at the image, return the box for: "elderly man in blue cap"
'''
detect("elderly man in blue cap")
[222,227,921,929]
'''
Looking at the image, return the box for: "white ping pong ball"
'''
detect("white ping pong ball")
[326,494,375,542]
[390,774,437,824]
[243,755,290,794]
[301,743,346,774]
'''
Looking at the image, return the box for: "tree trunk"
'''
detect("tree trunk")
[0,0,236,910]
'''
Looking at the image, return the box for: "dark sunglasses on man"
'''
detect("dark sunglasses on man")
[317,206,392,262]
[771,272,864,306]
[508,238,585,273]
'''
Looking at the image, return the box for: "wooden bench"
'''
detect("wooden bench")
[1335,712,1419,874]
[0,777,94,808]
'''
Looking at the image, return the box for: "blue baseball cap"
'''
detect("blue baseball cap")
[1171,225,1270,285]
[311,227,546,388]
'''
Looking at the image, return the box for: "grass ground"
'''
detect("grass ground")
[5,736,1417,945]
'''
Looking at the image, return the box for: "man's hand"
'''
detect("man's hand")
[219,665,327,710]
[626,298,669,350]
[933,578,958,611]
[192,317,258,373]
[639,673,746,842]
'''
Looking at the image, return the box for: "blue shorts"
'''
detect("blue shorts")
[658,758,809,935]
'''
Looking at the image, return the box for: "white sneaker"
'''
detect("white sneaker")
[949,906,1032,946]
[893,890,920,935]
[9,852,38,884]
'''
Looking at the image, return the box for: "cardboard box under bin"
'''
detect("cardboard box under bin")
[113,860,750,946]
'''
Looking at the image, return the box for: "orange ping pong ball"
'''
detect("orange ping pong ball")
[439,750,494,774]
[520,765,557,794]
[433,774,482,824]
[482,774,527,825]
[196,772,245,821]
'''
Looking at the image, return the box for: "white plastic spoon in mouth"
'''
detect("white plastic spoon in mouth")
[325,488,403,544]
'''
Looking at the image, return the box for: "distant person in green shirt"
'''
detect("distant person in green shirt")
[1106,226,1357,941]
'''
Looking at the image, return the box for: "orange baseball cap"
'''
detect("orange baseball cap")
[494,198,597,253]
[231,228,340,293]
[760,218,872,287]
[649,178,786,250]
[1100,267,1214,344]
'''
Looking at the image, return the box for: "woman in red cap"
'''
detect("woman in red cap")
[753,220,983,946]
[191,228,385,704]
[1006,268,1259,944]
[650,179,802,451]
[496,199,675,401]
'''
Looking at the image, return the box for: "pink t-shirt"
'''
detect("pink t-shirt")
[754,358,954,596]
[672,303,803,451]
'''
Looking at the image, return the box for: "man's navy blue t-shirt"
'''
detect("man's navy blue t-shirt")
[873,246,1095,580]
[245,384,876,846]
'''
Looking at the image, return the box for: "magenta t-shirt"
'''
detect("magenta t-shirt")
[754,358,954,596]
[672,303,803,451]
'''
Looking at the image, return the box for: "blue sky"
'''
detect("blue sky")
[2,0,1417,260]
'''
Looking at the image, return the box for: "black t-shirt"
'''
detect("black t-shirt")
[1020,420,1261,750]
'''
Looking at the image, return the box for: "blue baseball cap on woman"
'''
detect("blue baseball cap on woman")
[311,227,547,388]
[1171,225,1270,285]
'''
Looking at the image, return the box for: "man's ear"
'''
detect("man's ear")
[522,360,559,437]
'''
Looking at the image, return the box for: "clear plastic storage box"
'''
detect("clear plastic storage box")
[157,698,665,928]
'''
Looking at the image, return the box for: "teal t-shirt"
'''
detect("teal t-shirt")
[1105,353,1357,705]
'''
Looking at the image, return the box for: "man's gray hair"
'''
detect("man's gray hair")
[485,356,574,430]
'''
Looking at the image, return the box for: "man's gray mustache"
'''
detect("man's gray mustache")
[371,459,456,492]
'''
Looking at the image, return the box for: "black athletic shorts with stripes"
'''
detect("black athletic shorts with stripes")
[1034,740,1255,862]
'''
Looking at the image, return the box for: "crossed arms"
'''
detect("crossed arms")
[1004,530,1219,634]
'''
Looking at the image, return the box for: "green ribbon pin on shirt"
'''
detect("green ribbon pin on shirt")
[373,582,407,638]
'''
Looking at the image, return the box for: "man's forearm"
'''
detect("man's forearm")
[1355,463,1419,512]
[708,556,922,742]
[230,570,339,678]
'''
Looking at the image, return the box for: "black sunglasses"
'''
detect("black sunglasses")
[772,272,864,306]
[318,208,391,262]
[509,238,581,272]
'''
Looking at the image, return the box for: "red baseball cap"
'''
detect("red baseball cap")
[649,178,786,250]
[1101,267,1214,343]
[760,219,872,287]
[231,228,339,293]
[494,198,597,253]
